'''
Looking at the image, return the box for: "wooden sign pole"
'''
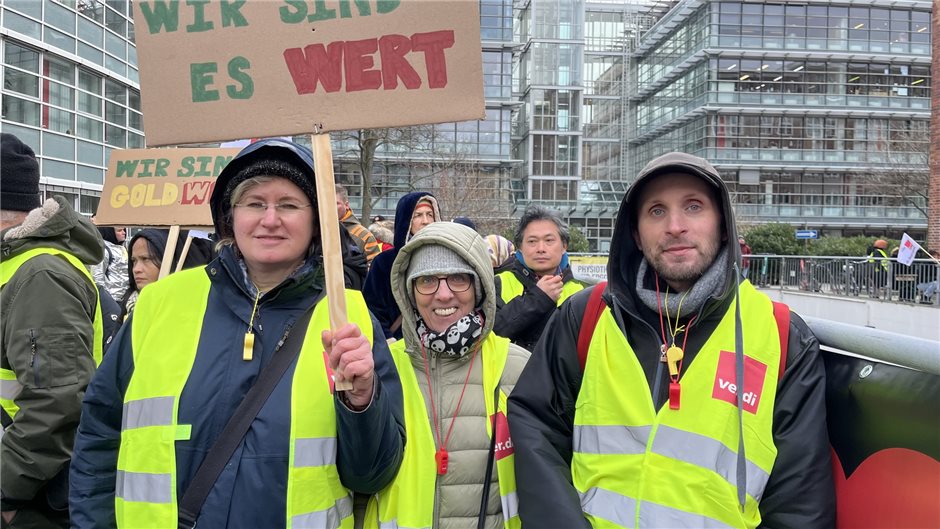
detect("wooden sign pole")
[158,225,181,280]
[175,235,193,273]
[311,132,353,392]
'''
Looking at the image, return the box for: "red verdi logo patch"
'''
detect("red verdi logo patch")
[711,350,768,414]
[492,411,514,460]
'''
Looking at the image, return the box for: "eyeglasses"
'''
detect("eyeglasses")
[414,273,474,295]
[234,201,312,217]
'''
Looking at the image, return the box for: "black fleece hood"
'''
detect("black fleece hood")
[210,138,317,239]
[608,152,741,300]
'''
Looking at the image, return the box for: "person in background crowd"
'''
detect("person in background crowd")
[336,185,381,264]
[485,234,516,271]
[91,226,129,301]
[738,235,752,279]
[494,204,586,352]
[119,229,214,321]
[361,221,529,529]
[452,216,477,232]
[368,218,395,253]
[508,152,834,528]
[363,192,441,341]
[1,133,103,529]
[867,238,890,299]
[70,138,405,529]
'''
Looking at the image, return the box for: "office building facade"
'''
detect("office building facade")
[1,0,142,216]
[513,0,651,251]
[628,0,933,239]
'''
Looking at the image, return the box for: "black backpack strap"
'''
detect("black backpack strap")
[478,384,501,529]
[177,306,316,529]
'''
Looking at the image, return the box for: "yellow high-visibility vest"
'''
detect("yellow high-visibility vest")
[1,247,103,420]
[572,282,780,528]
[363,334,520,529]
[496,270,583,306]
[115,268,372,528]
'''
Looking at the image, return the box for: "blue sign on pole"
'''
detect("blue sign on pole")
[795,229,818,239]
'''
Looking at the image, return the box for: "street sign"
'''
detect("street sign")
[795,229,819,239]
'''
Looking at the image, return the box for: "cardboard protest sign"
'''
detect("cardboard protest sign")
[95,148,241,227]
[133,0,485,146]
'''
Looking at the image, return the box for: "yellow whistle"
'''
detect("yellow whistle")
[243,332,254,361]
[666,345,683,376]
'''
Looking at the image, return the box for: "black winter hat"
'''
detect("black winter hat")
[1,133,41,212]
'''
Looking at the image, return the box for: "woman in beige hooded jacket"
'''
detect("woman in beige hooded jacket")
[368,222,530,529]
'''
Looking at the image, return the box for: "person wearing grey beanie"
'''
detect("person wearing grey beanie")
[367,222,531,529]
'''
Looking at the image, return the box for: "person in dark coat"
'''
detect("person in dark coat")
[70,139,405,528]
[508,152,834,528]
[362,192,441,341]
[119,229,214,321]
[1,133,103,529]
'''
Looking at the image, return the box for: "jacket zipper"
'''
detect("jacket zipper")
[431,352,441,529]
[28,329,40,387]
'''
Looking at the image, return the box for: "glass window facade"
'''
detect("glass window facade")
[629,0,932,234]
[2,0,140,212]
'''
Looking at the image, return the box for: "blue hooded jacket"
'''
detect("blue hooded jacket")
[362,191,439,340]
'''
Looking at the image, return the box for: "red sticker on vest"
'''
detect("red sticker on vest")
[711,350,767,414]
[492,411,514,460]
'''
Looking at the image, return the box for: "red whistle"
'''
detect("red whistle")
[435,448,449,475]
[669,382,681,410]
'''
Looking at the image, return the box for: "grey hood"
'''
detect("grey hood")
[608,151,741,303]
[390,222,496,355]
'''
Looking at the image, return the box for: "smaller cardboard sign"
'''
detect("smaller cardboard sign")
[96,148,241,228]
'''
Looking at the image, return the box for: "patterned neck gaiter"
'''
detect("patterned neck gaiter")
[415,310,485,357]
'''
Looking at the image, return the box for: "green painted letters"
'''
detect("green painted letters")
[139,0,179,34]
[279,0,307,23]
[220,0,249,27]
[226,57,253,99]
[191,62,220,102]
[185,0,214,32]
[308,0,337,22]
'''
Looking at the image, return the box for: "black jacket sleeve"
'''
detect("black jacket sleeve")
[507,291,591,529]
[493,274,557,346]
[335,313,405,494]
[757,313,835,529]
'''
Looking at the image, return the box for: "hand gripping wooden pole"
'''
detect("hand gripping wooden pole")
[311,132,354,392]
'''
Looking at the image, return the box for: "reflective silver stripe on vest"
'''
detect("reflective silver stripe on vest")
[501,490,519,520]
[638,500,735,528]
[0,378,23,401]
[293,437,337,467]
[115,470,173,503]
[291,494,353,529]
[573,425,650,455]
[580,486,636,528]
[652,425,771,501]
[122,396,175,430]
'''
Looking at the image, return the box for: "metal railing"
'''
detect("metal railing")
[747,254,940,306]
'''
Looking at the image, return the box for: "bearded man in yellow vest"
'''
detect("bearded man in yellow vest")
[508,152,834,528]
[69,139,405,529]
[1,133,103,528]
[494,205,587,352]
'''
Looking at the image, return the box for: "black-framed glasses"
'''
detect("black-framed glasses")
[414,273,473,295]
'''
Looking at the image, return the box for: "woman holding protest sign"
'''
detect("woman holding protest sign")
[360,222,529,529]
[70,139,404,529]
